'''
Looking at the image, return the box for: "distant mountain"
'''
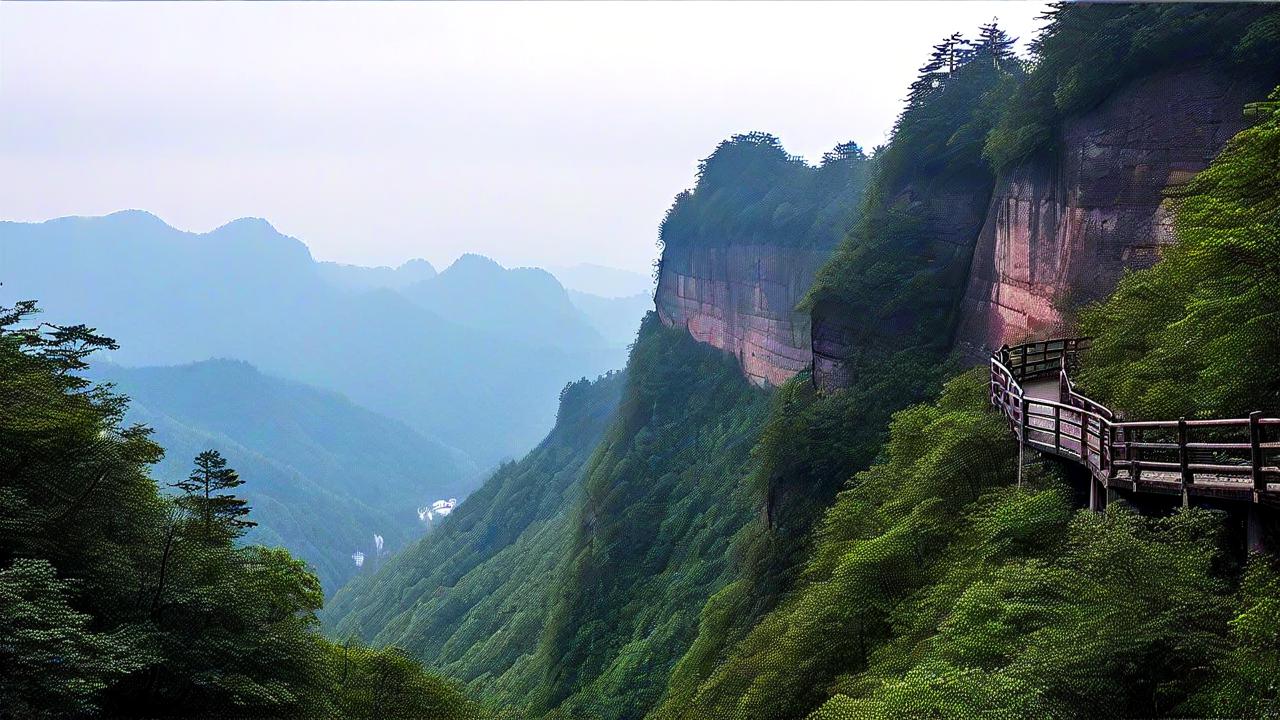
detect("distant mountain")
[566,290,651,347]
[548,262,652,298]
[0,211,625,464]
[90,359,479,593]
[317,258,437,293]
[401,254,607,350]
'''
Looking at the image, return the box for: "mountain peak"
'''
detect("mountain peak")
[397,258,438,276]
[446,253,504,274]
[104,208,165,223]
[211,216,278,235]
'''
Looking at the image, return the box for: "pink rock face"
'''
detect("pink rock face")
[655,244,832,387]
[955,67,1266,358]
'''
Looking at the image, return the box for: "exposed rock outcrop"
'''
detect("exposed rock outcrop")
[655,244,831,387]
[955,67,1268,358]
[810,178,992,392]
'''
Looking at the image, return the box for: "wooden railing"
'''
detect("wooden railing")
[990,338,1280,505]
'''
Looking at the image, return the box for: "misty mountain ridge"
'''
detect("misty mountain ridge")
[400,253,609,350]
[317,257,438,293]
[548,262,652,298]
[88,357,479,593]
[0,210,631,463]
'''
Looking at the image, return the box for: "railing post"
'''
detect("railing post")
[1053,406,1061,453]
[1250,411,1264,497]
[1017,396,1028,489]
[1059,357,1070,404]
[1128,427,1141,484]
[1105,422,1116,480]
[1178,417,1191,508]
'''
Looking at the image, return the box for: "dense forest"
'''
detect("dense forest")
[0,301,478,718]
[662,81,1280,718]
[327,315,772,718]
[657,133,871,252]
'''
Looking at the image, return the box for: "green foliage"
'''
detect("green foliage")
[652,26,1024,715]
[321,366,627,714]
[0,559,147,719]
[0,301,477,718]
[326,315,769,720]
[323,642,479,719]
[651,369,1018,719]
[656,369,1256,720]
[803,23,1019,377]
[658,133,870,252]
[1183,556,1280,717]
[876,22,1024,189]
[818,505,1232,720]
[91,358,476,594]
[1079,86,1280,418]
[171,449,256,542]
[533,314,771,719]
[985,4,1280,171]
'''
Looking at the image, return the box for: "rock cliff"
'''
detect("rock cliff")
[954,67,1268,357]
[657,68,1268,388]
[655,243,832,387]
[810,177,992,392]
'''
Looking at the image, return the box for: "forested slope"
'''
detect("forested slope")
[326,316,771,719]
[88,359,477,593]
[664,84,1280,718]
[322,366,626,712]
[325,6,1280,719]
[0,302,477,718]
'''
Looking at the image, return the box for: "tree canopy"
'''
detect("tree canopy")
[0,301,478,718]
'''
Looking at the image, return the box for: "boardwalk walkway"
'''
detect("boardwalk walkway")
[990,339,1280,534]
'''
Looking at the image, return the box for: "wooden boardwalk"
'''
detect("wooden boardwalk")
[990,339,1280,517]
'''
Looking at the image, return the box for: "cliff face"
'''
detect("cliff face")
[955,67,1267,357]
[810,179,992,392]
[657,68,1266,387]
[655,243,832,387]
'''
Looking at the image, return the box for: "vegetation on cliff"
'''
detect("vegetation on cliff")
[331,7,1280,720]
[657,370,1249,719]
[654,81,1280,720]
[324,314,768,720]
[657,133,871,252]
[533,314,770,719]
[646,23,1031,700]
[985,3,1280,171]
[322,366,626,714]
[1079,86,1280,420]
[0,301,476,718]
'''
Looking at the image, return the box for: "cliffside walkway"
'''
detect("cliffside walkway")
[990,338,1278,548]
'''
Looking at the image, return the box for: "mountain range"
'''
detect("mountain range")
[0,210,636,464]
[87,358,480,593]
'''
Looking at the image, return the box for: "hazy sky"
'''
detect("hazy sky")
[1,2,1048,273]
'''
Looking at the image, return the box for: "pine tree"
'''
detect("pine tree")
[171,450,255,539]
[971,20,1018,71]
[907,32,966,108]
[821,140,867,166]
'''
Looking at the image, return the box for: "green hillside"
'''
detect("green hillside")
[0,302,477,718]
[89,359,478,593]
[661,85,1280,719]
[326,315,771,719]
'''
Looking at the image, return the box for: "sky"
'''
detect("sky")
[0,1,1048,274]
